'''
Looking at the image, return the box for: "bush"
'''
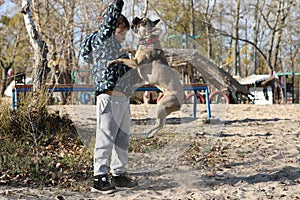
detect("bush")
[0,93,93,191]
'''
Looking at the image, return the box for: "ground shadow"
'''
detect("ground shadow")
[132,117,197,125]
[218,132,273,138]
[202,166,300,187]
[225,117,289,125]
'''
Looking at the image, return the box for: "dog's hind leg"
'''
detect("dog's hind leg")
[145,103,167,138]
[146,93,182,138]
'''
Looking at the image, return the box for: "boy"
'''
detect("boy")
[80,0,139,194]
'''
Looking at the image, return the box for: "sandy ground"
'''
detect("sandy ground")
[1,103,300,200]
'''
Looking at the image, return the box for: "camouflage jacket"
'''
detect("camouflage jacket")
[80,0,140,96]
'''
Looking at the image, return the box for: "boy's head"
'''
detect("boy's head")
[115,14,130,43]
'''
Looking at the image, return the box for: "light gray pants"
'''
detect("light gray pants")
[94,93,130,176]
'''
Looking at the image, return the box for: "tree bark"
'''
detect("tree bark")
[0,64,10,97]
[143,0,148,17]
[233,0,241,76]
[252,0,260,74]
[21,0,49,92]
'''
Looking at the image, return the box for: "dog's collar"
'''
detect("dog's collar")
[138,37,159,45]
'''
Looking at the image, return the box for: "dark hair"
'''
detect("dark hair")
[116,14,130,29]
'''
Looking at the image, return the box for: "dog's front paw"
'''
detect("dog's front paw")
[107,60,117,66]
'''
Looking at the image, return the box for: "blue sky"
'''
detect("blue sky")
[0,0,17,17]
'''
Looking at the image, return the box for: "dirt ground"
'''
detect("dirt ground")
[1,103,300,200]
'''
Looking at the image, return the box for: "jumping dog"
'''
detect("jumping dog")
[108,17,185,138]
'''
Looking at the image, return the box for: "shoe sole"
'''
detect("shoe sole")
[91,187,116,194]
[114,184,138,188]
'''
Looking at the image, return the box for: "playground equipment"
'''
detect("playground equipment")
[164,49,251,104]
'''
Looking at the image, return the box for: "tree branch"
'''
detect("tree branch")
[217,29,274,72]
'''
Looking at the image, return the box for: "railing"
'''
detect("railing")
[12,83,211,118]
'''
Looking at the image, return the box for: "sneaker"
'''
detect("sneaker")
[112,173,138,188]
[91,175,116,194]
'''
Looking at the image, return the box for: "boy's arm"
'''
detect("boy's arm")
[80,31,97,64]
[98,0,124,41]
[79,0,124,63]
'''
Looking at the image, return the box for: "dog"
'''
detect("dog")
[108,17,185,138]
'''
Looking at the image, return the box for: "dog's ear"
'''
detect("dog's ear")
[131,17,142,33]
[132,17,142,25]
[153,19,160,26]
[131,17,142,30]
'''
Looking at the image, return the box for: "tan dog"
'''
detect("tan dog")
[108,17,185,138]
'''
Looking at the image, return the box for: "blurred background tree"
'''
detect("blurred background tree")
[0,12,30,96]
[0,0,300,99]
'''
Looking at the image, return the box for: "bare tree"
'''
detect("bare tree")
[201,0,216,60]
[233,0,241,76]
[142,0,148,17]
[7,0,300,105]
[252,0,261,74]
[21,0,49,92]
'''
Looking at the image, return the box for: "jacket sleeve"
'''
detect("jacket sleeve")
[79,0,124,64]
[80,31,98,64]
[98,0,124,41]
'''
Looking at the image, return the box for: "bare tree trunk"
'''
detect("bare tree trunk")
[55,0,77,104]
[266,26,276,72]
[0,64,10,97]
[189,0,195,47]
[21,0,49,92]
[271,1,292,104]
[203,0,216,60]
[252,0,260,74]
[204,2,210,58]
[265,1,289,74]
[143,0,148,17]
[0,34,19,96]
[189,0,195,83]
[271,0,291,71]
[233,0,241,76]
[130,0,136,47]
[289,36,299,103]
